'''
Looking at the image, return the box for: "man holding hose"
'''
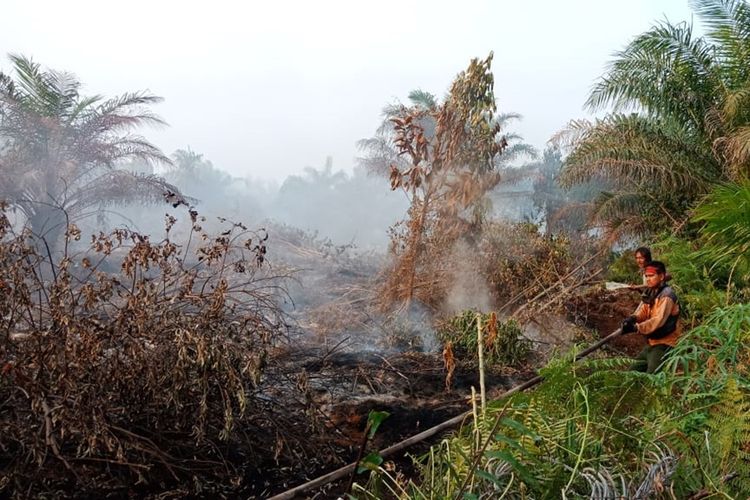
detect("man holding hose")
[620,261,682,373]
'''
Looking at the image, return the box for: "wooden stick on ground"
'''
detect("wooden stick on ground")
[267,327,624,500]
[477,313,486,416]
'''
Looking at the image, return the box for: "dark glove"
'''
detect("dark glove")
[621,316,637,335]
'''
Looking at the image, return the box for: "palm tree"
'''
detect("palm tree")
[558,0,750,238]
[356,89,438,177]
[0,54,183,247]
[490,112,536,170]
[376,54,515,309]
[359,91,535,178]
[524,146,599,234]
[167,148,234,196]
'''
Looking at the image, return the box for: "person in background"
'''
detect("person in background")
[629,246,671,291]
[631,246,652,287]
[621,260,681,373]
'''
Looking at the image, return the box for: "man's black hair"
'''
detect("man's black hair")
[635,246,652,262]
[645,260,667,274]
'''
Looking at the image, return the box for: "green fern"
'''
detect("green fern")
[692,181,750,283]
[706,377,750,496]
[363,303,750,498]
[664,303,750,396]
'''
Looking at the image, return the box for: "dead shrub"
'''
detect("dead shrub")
[0,203,288,496]
[478,221,575,308]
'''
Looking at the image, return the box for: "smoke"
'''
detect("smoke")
[61,151,559,361]
[269,162,407,249]
[443,239,494,315]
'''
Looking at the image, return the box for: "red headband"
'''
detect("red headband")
[644,265,662,274]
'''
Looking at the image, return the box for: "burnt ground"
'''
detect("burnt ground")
[253,286,646,499]
[249,342,534,499]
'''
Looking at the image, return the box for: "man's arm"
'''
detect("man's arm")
[633,302,649,322]
[636,297,674,335]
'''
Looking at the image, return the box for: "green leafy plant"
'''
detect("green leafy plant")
[389,354,675,499]
[364,308,750,498]
[347,410,391,498]
[653,235,730,322]
[558,0,750,239]
[605,250,641,284]
[437,310,531,367]
[0,54,185,248]
[664,303,750,397]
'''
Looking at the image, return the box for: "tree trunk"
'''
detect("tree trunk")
[402,191,431,308]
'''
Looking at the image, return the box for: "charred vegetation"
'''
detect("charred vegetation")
[0,204,292,496]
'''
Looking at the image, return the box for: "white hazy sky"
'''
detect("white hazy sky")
[2,0,696,181]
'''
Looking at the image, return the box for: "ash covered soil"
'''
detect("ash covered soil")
[252,340,534,499]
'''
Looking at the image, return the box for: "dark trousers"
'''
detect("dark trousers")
[631,344,672,374]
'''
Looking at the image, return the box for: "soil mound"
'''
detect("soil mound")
[566,286,646,356]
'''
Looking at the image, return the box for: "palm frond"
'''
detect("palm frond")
[407,89,437,110]
[77,92,168,133]
[495,142,538,166]
[720,84,750,126]
[714,124,750,177]
[586,20,720,134]
[0,54,178,244]
[492,112,523,127]
[7,54,83,118]
[560,113,719,192]
[550,118,595,153]
[692,181,750,274]
[67,171,192,214]
[64,94,103,126]
[589,191,653,238]
[691,0,750,85]
[97,135,173,165]
[0,71,18,100]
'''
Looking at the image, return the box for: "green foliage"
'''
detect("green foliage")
[661,303,750,498]
[0,54,181,246]
[605,250,641,284]
[641,181,750,322]
[652,235,729,322]
[707,377,750,496]
[367,410,390,439]
[664,303,750,396]
[559,0,750,239]
[398,355,674,498]
[357,452,384,474]
[364,301,750,498]
[437,310,531,367]
[692,181,750,285]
